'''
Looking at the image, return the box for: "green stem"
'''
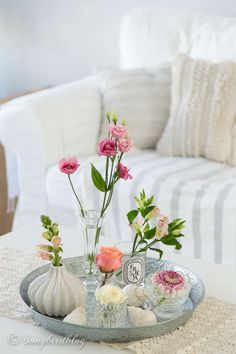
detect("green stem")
[68,174,84,217]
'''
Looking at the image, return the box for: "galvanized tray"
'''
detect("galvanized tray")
[19,256,204,342]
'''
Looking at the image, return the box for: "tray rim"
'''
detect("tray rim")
[19,256,205,339]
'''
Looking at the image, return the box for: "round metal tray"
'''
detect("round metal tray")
[19,256,204,342]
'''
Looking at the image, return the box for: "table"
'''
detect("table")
[0,224,236,353]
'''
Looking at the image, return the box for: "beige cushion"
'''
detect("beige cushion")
[99,66,171,149]
[157,54,236,165]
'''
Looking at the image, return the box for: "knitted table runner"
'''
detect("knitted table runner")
[0,247,235,353]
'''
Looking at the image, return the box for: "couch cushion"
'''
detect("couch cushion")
[98,66,171,149]
[157,54,236,164]
[46,150,236,266]
[120,8,236,68]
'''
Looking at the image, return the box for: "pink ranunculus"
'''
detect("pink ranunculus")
[51,236,62,249]
[37,251,53,261]
[118,138,134,153]
[117,163,133,180]
[59,158,80,175]
[108,124,127,139]
[96,246,123,273]
[98,139,116,157]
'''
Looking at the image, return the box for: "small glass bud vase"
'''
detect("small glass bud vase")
[94,299,127,328]
[79,210,103,290]
[94,285,127,328]
[146,270,191,319]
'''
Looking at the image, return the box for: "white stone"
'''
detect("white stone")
[128,306,157,327]
[122,285,148,307]
[63,305,87,325]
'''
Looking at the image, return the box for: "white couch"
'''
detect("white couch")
[1,8,236,267]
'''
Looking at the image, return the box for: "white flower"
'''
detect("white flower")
[95,285,127,305]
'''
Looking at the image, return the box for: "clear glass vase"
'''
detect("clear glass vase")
[94,299,127,328]
[80,210,103,290]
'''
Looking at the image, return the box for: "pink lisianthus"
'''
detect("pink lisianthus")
[108,124,127,139]
[117,163,133,180]
[59,158,80,175]
[96,246,123,273]
[118,138,134,153]
[51,236,62,249]
[37,251,53,261]
[98,138,116,157]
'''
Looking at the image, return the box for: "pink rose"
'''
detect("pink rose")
[51,236,62,248]
[98,139,116,157]
[117,163,133,180]
[118,138,134,153]
[108,124,127,139]
[96,246,123,273]
[59,158,80,174]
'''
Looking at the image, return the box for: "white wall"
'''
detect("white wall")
[1,0,236,97]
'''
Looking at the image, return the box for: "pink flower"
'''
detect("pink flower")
[117,163,133,180]
[152,270,185,294]
[159,215,169,224]
[51,236,62,248]
[108,124,127,139]
[59,158,80,174]
[147,207,160,220]
[98,139,116,157]
[96,246,123,273]
[37,251,53,261]
[118,138,134,153]
[37,244,51,252]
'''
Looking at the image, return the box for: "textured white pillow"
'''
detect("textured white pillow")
[157,54,236,164]
[98,66,171,149]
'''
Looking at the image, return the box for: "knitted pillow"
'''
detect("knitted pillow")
[157,54,236,164]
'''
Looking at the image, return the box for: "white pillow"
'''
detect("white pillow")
[157,54,236,164]
[98,66,171,149]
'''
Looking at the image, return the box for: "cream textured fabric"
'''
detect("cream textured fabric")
[0,248,236,353]
[99,66,171,149]
[157,54,236,164]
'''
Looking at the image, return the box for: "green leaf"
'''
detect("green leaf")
[144,227,156,239]
[143,205,155,218]
[91,163,107,192]
[127,210,139,224]
[41,215,52,228]
[149,247,163,259]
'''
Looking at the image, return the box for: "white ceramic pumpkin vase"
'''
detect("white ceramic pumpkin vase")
[28,264,87,317]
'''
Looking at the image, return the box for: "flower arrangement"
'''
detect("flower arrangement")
[96,246,123,285]
[58,112,133,256]
[37,215,63,267]
[94,284,128,328]
[148,270,191,311]
[127,190,186,258]
[59,112,133,221]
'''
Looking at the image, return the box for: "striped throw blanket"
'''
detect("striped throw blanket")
[78,150,236,267]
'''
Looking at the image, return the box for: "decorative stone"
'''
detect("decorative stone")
[63,306,87,325]
[128,306,157,327]
[122,284,148,307]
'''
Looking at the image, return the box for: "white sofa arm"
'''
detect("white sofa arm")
[0,80,101,227]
